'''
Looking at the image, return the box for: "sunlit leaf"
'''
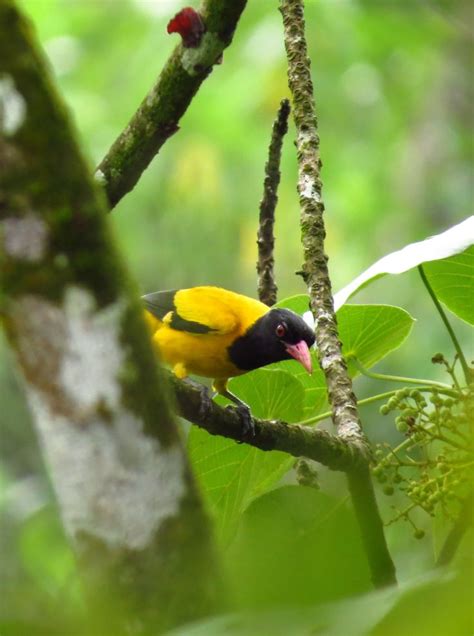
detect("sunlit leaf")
[333,216,474,309]
[337,304,415,374]
[423,245,474,325]
[188,370,303,542]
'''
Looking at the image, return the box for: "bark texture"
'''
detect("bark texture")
[256,98,290,306]
[280,0,396,588]
[0,3,223,633]
[97,0,247,208]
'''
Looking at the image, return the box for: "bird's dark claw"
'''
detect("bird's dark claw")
[197,386,214,421]
[184,379,213,420]
[227,403,255,441]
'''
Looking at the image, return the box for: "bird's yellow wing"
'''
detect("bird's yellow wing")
[143,286,268,336]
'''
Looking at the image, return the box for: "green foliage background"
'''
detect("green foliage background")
[0,1,472,634]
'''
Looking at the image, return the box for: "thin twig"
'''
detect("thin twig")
[97,0,247,208]
[256,98,290,306]
[280,0,396,588]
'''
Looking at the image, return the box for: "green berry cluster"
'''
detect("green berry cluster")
[373,355,473,537]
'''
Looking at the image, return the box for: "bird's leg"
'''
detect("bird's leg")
[220,389,255,439]
[183,378,214,421]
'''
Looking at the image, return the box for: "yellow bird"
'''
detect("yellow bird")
[143,286,315,435]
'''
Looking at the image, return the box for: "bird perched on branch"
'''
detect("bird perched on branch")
[143,286,315,436]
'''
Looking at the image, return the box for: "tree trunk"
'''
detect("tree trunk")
[0,2,223,633]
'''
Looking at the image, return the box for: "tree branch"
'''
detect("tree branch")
[169,374,367,472]
[97,0,247,208]
[256,98,290,306]
[280,0,396,588]
[0,2,223,632]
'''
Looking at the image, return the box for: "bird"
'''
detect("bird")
[143,286,316,436]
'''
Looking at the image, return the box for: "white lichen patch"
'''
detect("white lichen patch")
[59,287,126,414]
[181,32,222,76]
[29,388,186,550]
[320,352,342,370]
[300,173,315,199]
[13,287,187,550]
[1,214,48,262]
[0,75,27,135]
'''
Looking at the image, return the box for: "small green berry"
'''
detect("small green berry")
[387,397,398,410]
[414,529,425,540]
[396,420,409,433]
[383,486,394,496]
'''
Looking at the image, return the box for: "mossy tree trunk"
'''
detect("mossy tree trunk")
[0,2,223,633]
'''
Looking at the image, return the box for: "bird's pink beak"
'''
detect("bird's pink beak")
[285,340,313,374]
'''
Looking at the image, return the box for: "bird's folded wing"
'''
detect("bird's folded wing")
[142,288,239,335]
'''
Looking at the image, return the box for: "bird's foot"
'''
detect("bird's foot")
[184,379,214,421]
[227,403,255,441]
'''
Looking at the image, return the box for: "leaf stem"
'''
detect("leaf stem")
[351,357,456,392]
[418,265,471,384]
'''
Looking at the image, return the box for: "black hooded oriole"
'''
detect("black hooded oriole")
[143,286,315,435]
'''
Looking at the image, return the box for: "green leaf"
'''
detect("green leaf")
[166,565,472,636]
[423,245,474,325]
[334,216,474,308]
[337,304,415,374]
[165,593,398,636]
[273,296,415,416]
[226,486,372,608]
[188,370,303,543]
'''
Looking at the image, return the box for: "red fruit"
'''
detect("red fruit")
[167,7,205,48]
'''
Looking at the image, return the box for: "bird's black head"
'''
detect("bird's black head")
[228,308,316,373]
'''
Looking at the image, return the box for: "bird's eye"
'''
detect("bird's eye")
[275,323,286,338]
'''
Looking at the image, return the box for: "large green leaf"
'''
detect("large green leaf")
[188,370,303,543]
[423,245,474,325]
[334,216,474,309]
[166,564,472,636]
[273,296,415,417]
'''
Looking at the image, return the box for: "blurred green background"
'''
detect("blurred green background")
[1,0,472,632]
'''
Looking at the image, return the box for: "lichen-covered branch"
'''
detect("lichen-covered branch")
[97,0,247,208]
[280,0,396,588]
[256,98,290,306]
[169,374,366,471]
[0,2,223,632]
